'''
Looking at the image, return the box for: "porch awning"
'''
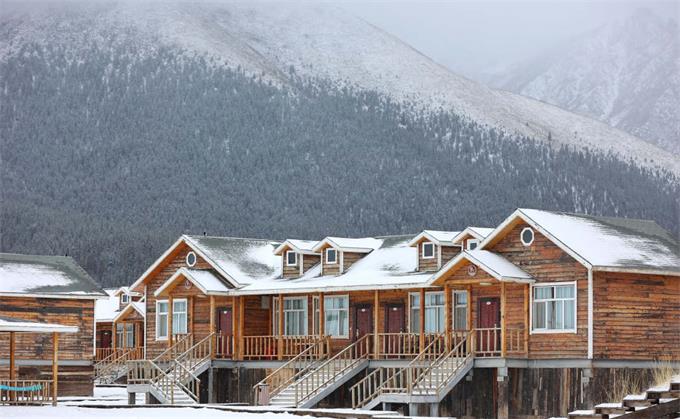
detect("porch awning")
[154,267,231,297]
[430,249,534,285]
[0,315,78,333]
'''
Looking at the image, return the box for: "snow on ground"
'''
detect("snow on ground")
[0,406,326,419]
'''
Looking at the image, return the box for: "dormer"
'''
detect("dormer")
[408,230,462,271]
[273,239,321,278]
[114,287,142,310]
[451,227,495,251]
[312,237,382,276]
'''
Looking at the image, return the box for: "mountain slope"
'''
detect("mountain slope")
[1,1,678,174]
[494,9,679,154]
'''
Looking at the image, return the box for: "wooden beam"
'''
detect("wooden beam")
[168,296,174,347]
[112,321,117,350]
[468,285,473,354]
[524,284,530,354]
[319,293,325,357]
[373,290,379,358]
[9,331,16,381]
[277,294,284,360]
[444,284,451,350]
[239,296,245,360]
[52,332,58,406]
[232,296,239,360]
[209,296,216,359]
[188,296,194,334]
[501,282,507,357]
[419,288,425,349]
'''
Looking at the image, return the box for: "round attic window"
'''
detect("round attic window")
[520,227,534,246]
[186,251,197,267]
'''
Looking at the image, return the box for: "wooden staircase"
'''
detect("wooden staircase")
[94,347,142,384]
[256,334,371,408]
[351,330,474,410]
[563,377,680,419]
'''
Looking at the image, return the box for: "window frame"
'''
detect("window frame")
[155,300,169,341]
[422,242,435,259]
[283,296,308,336]
[286,250,297,266]
[466,239,480,251]
[172,298,189,336]
[186,251,197,267]
[409,291,445,333]
[312,296,320,335]
[453,290,468,330]
[324,295,349,338]
[520,227,535,247]
[530,281,577,334]
[326,248,337,264]
[121,294,129,304]
[125,323,135,348]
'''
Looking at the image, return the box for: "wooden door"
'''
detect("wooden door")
[384,304,405,357]
[385,304,405,333]
[477,297,500,354]
[100,330,112,349]
[217,307,233,356]
[354,305,373,356]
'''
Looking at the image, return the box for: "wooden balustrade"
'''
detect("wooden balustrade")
[0,380,53,405]
[505,327,527,354]
[153,334,193,363]
[374,333,421,358]
[214,333,233,358]
[95,347,117,361]
[242,335,319,360]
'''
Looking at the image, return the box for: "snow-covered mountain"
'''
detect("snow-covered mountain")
[2,1,678,173]
[493,9,679,155]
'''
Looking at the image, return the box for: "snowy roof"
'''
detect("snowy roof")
[490,209,680,273]
[431,250,534,285]
[113,286,141,297]
[312,236,383,253]
[451,227,495,244]
[155,268,232,296]
[408,230,461,247]
[95,289,121,322]
[235,235,435,294]
[112,301,145,323]
[0,315,78,333]
[274,239,319,255]
[0,253,106,298]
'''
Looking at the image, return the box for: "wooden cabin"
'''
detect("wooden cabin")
[95,287,144,362]
[114,209,679,418]
[0,253,106,397]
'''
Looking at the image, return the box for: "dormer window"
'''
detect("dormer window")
[326,248,337,264]
[466,239,479,251]
[422,242,435,259]
[121,294,129,304]
[286,250,297,266]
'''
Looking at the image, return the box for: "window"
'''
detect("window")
[326,248,337,264]
[312,296,320,335]
[324,295,349,338]
[466,239,479,251]
[453,291,468,330]
[521,227,535,246]
[286,251,297,266]
[116,323,124,347]
[156,300,168,340]
[531,283,576,333]
[173,299,188,335]
[422,242,435,259]
[121,294,129,304]
[186,251,197,267]
[410,292,445,333]
[284,297,307,336]
[125,323,135,348]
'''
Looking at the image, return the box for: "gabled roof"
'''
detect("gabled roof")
[274,239,320,256]
[113,286,141,297]
[312,237,382,253]
[0,315,79,333]
[235,235,435,295]
[408,230,461,247]
[155,268,231,297]
[431,250,534,285]
[129,235,281,290]
[112,301,145,323]
[95,289,121,323]
[451,227,495,244]
[0,253,106,299]
[482,208,680,275]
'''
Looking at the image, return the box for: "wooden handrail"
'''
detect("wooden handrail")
[95,347,143,382]
[242,335,319,360]
[374,333,421,359]
[0,380,54,405]
[154,333,193,363]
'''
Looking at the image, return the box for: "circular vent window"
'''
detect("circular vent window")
[520,227,535,246]
[186,251,197,267]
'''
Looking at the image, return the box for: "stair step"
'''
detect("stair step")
[594,403,628,415]
[568,410,604,418]
[623,395,654,408]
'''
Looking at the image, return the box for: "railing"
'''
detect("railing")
[215,333,234,358]
[128,359,180,403]
[171,360,201,403]
[95,347,143,383]
[153,333,193,363]
[95,347,117,361]
[176,333,213,372]
[253,335,330,405]
[506,327,527,354]
[0,380,54,406]
[474,327,501,357]
[242,335,319,360]
[351,366,403,408]
[410,330,473,395]
[374,333,421,359]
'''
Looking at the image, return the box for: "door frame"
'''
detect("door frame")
[383,303,406,333]
[477,297,501,328]
[353,303,373,341]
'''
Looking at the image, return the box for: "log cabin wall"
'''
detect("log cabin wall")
[489,222,588,358]
[302,254,320,274]
[242,295,269,336]
[441,244,461,266]
[342,251,364,272]
[281,249,300,278]
[417,242,439,271]
[320,247,341,276]
[593,271,680,360]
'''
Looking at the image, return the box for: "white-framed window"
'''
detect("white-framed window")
[286,250,297,266]
[312,296,320,335]
[186,251,197,267]
[453,290,468,330]
[125,323,135,348]
[172,299,188,335]
[121,294,129,304]
[284,297,307,335]
[116,323,124,347]
[422,242,435,259]
[409,292,445,333]
[531,282,576,333]
[521,227,535,246]
[324,295,349,338]
[466,239,479,251]
[326,248,337,264]
[156,300,169,340]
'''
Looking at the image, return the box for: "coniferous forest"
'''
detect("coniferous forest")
[1,44,678,286]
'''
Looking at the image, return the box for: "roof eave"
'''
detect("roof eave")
[592,266,680,277]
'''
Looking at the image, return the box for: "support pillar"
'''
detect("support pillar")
[373,290,379,358]
[208,367,215,403]
[112,321,117,350]
[9,332,15,380]
[128,392,136,405]
[444,284,451,349]
[501,282,506,357]
[52,332,58,406]
[409,402,419,416]
[429,403,439,417]
[496,367,509,419]
[168,296,174,347]
[277,294,284,360]
[419,288,425,349]
[209,296,216,359]
[319,293,325,357]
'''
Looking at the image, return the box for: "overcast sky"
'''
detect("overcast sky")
[340,1,678,79]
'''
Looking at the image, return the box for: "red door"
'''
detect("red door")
[477,297,501,354]
[100,330,112,348]
[385,304,405,357]
[217,307,233,357]
[354,305,373,356]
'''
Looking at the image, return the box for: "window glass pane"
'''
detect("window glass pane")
[534,287,553,299]
[454,292,467,306]
[323,296,348,337]
[556,285,574,299]
[533,301,546,329]
[564,300,575,329]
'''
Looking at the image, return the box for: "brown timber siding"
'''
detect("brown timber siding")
[441,245,461,266]
[282,249,300,278]
[302,254,320,274]
[342,252,364,272]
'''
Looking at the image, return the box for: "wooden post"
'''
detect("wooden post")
[168,296,174,347]
[524,284,530,354]
[444,285,451,350]
[467,285,473,354]
[419,288,425,349]
[319,293,325,357]
[52,332,58,406]
[239,296,245,360]
[112,321,117,350]
[501,282,507,357]
[277,294,284,360]
[373,290,379,358]
[188,296,194,334]
[9,332,16,381]
[232,296,239,360]
[209,296,216,359]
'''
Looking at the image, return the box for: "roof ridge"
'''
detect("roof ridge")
[183,234,281,243]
